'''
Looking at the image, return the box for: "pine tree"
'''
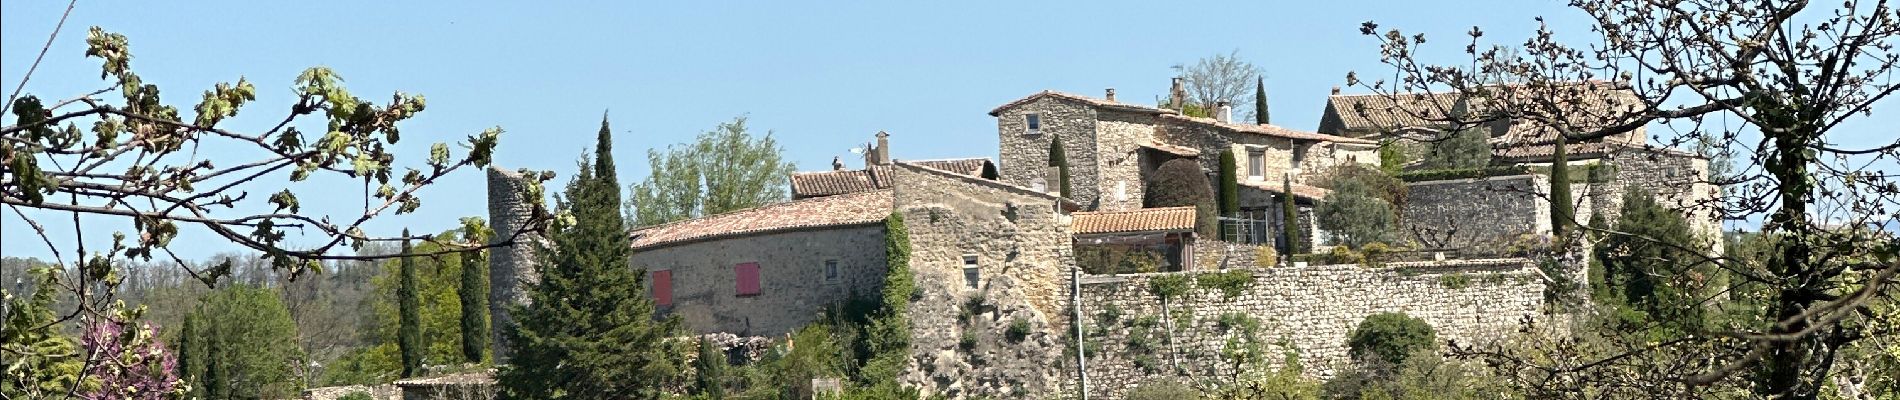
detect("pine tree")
[1254,77,1270,125]
[1549,134,1574,241]
[399,229,422,378]
[458,220,490,364]
[1282,174,1306,255]
[1218,149,1239,217]
[498,117,682,400]
[1049,134,1071,198]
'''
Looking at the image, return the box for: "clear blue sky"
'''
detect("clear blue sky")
[2,1,1868,261]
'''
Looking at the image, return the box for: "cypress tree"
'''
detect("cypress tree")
[203,331,227,400]
[1282,174,1305,255]
[1254,77,1270,125]
[1049,134,1071,198]
[458,220,490,364]
[1218,149,1240,216]
[692,338,726,399]
[594,111,617,185]
[1549,134,1574,241]
[498,116,681,399]
[399,228,422,377]
[176,312,202,399]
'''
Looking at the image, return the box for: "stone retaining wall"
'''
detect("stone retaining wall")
[1070,259,1545,399]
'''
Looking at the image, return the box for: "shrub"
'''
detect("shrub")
[1254,245,1280,268]
[1316,167,1402,248]
[1439,273,1472,289]
[1347,312,1438,368]
[1419,128,1492,170]
[1005,318,1032,343]
[1196,270,1256,299]
[1126,379,1200,400]
[1148,274,1193,301]
[339,392,374,400]
[1144,158,1218,237]
[959,329,978,351]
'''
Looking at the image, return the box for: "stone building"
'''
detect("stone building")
[988,89,1377,252]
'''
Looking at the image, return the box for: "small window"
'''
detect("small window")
[823,259,840,283]
[735,262,761,297]
[652,270,673,306]
[962,255,981,289]
[1024,113,1042,135]
[1247,149,1265,179]
[1292,144,1308,166]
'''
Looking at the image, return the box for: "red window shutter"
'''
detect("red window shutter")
[735,262,761,297]
[652,270,673,306]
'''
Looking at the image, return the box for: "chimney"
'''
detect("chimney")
[1215,101,1232,123]
[1331,86,1342,95]
[874,131,891,165]
[1169,77,1186,110]
[1105,88,1116,103]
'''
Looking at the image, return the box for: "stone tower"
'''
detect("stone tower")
[486,166,544,362]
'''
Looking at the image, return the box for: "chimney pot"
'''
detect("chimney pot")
[1169,78,1186,110]
[1105,88,1116,103]
[874,131,892,165]
[1331,86,1342,95]
[1215,101,1233,123]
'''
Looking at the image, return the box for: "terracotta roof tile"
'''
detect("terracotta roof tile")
[1327,82,1646,145]
[1140,141,1201,157]
[789,158,992,199]
[1158,114,1378,145]
[1326,92,1461,133]
[988,90,1175,116]
[1072,206,1198,234]
[1237,180,1332,201]
[630,190,892,249]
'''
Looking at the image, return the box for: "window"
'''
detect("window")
[1247,149,1265,179]
[735,262,761,297]
[962,255,980,289]
[1024,113,1042,135]
[823,259,840,283]
[1292,143,1308,166]
[652,270,673,306]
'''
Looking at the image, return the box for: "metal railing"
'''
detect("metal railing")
[1217,217,1274,246]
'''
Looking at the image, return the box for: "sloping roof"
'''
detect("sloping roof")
[989,90,1175,116]
[789,158,992,199]
[1140,141,1201,157]
[790,169,880,198]
[630,190,893,249]
[1072,206,1198,235]
[1325,92,1461,133]
[1237,180,1333,201]
[1159,114,1378,145]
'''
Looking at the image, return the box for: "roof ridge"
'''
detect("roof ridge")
[631,189,891,233]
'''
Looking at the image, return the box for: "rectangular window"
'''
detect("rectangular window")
[1292,143,1308,166]
[824,259,840,283]
[1024,113,1042,135]
[652,270,673,306]
[962,255,980,289]
[1247,149,1265,179]
[735,262,761,297]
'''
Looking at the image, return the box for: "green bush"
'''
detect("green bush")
[1196,270,1256,299]
[1148,274,1193,300]
[1394,166,1532,182]
[1005,318,1032,343]
[1126,379,1200,400]
[1347,312,1438,368]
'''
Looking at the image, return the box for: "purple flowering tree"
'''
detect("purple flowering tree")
[78,314,186,400]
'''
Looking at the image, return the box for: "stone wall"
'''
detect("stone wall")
[1072,259,1545,399]
[1399,174,1552,251]
[889,162,1076,399]
[996,96,1101,208]
[1588,148,1722,251]
[484,167,546,362]
[630,226,888,337]
[1092,110,1162,211]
